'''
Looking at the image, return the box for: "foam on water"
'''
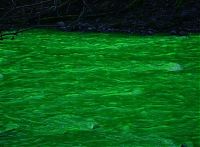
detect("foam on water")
[33,114,97,135]
[0,73,3,80]
[167,63,183,72]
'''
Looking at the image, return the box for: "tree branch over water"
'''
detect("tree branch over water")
[0,0,66,39]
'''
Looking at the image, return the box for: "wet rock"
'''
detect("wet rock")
[87,26,96,31]
[139,30,148,35]
[77,23,96,32]
[147,29,155,35]
[170,30,177,35]
[91,124,101,130]
[97,24,111,32]
[181,144,187,147]
[181,141,194,147]
[65,25,73,31]
[178,31,187,36]
[56,21,66,30]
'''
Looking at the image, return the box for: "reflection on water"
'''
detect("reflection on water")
[0,29,200,146]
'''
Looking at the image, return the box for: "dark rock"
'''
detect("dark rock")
[170,30,177,35]
[77,23,96,32]
[91,124,101,130]
[179,31,187,36]
[65,25,73,31]
[106,28,114,32]
[125,29,132,33]
[56,21,66,30]
[97,24,113,32]
[181,144,187,147]
[147,29,155,35]
[56,21,65,27]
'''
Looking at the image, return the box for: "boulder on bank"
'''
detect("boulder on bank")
[56,21,66,30]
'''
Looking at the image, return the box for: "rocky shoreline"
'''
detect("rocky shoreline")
[1,0,199,36]
[53,0,200,35]
[56,20,200,36]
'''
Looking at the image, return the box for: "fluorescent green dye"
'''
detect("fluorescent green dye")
[0,29,200,146]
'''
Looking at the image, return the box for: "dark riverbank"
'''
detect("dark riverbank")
[53,0,200,35]
[0,0,200,35]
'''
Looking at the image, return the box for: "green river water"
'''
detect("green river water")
[0,29,200,146]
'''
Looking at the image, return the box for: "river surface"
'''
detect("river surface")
[0,29,200,146]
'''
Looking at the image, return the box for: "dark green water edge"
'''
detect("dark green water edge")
[0,29,200,146]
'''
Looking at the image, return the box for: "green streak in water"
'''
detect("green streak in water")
[0,29,200,146]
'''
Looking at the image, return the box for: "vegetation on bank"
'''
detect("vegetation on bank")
[0,0,199,39]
